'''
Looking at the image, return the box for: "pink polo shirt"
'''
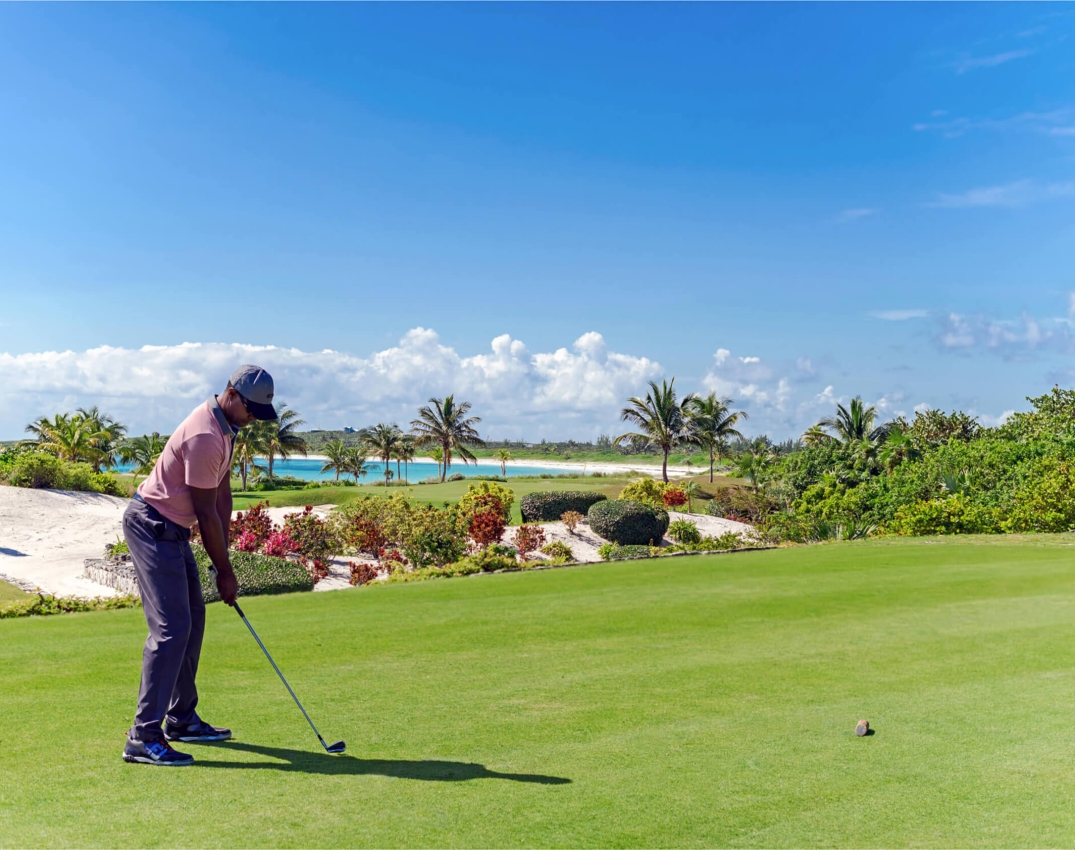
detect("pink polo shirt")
[138,400,234,528]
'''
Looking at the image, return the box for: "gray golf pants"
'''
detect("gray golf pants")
[123,497,205,742]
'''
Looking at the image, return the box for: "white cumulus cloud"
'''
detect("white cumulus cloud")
[0,329,662,440]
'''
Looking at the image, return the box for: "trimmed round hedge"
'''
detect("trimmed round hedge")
[587,499,670,546]
[520,491,608,522]
[192,545,314,601]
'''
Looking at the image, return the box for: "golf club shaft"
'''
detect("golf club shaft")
[233,601,329,747]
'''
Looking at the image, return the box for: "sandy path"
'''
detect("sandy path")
[0,486,127,597]
[513,512,753,563]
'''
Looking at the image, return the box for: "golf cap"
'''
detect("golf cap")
[229,364,278,421]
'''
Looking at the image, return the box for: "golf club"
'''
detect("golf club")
[229,596,346,754]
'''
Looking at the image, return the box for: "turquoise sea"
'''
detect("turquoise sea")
[115,457,589,482]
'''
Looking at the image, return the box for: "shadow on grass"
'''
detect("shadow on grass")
[194,741,571,784]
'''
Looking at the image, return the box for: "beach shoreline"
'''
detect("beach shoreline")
[279,455,698,478]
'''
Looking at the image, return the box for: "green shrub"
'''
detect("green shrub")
[2,452,126,495]
[0,593,142,619]
[520,491,608,522]
[887,495,1002,536]
[705,487,776,522]
[450,549,517,574]
[618,478,666,506]
[540,541,575,560]
[5,452,66,488]
[665,532,745,552]
[1003,460,1075,533]
[192,545,314,601]
[597,543,658,561]
[667,519,701,544]
[386,548,516,583]
[459,481,515,523]
[588,499,669,545]
[395,505,469,568]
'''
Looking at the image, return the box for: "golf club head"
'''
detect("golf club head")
[326,740,346,754]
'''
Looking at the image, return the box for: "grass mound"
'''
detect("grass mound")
[3,536,1075,846]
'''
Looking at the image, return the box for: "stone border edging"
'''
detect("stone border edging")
[83,559,140,597]
[0,572,41,593]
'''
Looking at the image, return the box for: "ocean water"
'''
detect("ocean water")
[115,457,589,482]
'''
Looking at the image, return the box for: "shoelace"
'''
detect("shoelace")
[146,739,178,758]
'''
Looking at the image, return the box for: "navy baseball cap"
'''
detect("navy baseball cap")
[229,365,278,421]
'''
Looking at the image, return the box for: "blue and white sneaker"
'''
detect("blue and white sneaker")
[164,719,232,743]
[123,737,194,766]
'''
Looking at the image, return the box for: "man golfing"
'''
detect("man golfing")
[121,365,277,766]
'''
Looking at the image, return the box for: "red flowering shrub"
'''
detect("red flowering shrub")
[308,559,330,584]
[468,509,507,549]
[230,502,273,550]
[282,506,336,564]
[348,561,379,586]
[511,524,546,560]
[662,487,688,510]
[342,516,386,557]
[235,530,261,553]
[378,547,408,571]
[263,530,296,558]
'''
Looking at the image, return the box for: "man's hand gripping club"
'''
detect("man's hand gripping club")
[190,481,238,606]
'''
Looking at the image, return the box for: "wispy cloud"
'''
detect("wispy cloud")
[952,49,1034,74]
[926,179,1075,209]
[913,107,1072,138]
[835,208,879,223]
[870,310,929,321]
[935,309,1074,358]
[1017,25,1048,38]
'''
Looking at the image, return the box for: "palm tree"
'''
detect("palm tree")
[494,448,513,477]
[733,442,775,493]
[686,393,748,482]
[879,428,921,472]
[320,438,350,483]
[429,446,444,480]
[682,480,702,514]
[343,447,369,483]
[815,398,889,445]
[802,425,831,447]
[232,423,268,490]
[614,379,693,483]
[118,433,166,478]
[396,437,416,483]
[26,413,104,464]
[263,404,308,477]
[410,396,485,483]
[76,406,126,472]
[362,423,404,487]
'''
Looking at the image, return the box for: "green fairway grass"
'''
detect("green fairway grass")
[4,536,1075,846]
[0,579,28,603]
[233,475,634,523]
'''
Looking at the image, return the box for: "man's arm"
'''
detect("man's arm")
[216,476,232,550]
[191,485,238,606]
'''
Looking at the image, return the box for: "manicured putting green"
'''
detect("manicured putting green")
[3,536,1075,846]
[232,475,633,523]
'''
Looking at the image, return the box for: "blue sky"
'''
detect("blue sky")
[1,4,1074,439]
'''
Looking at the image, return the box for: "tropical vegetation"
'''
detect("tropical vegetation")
[410,395,486,482]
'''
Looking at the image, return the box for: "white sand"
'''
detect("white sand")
[0,486,127,597]
[301,454,700,479]
[511,512,753,564]
[0,486,750,600]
